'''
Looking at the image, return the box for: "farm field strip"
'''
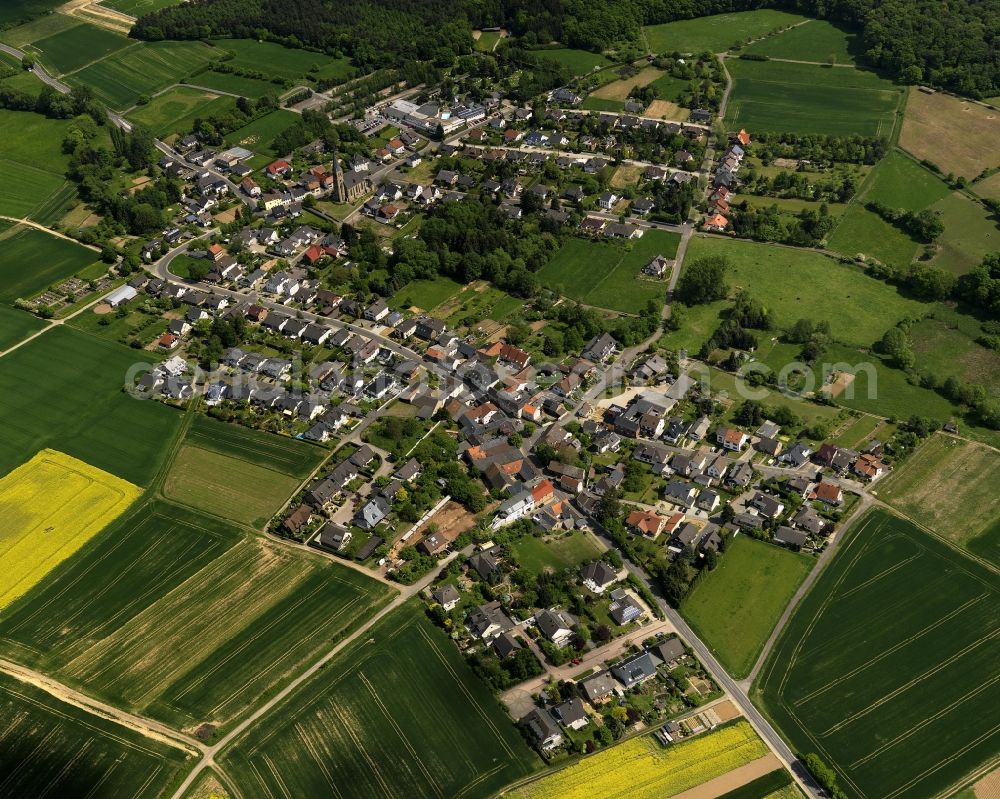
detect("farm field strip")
[756,509,1000,799]
[185,414,325,478]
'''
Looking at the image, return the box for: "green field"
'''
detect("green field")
[0,0,63,27]
[0,499,395,731]
[475,30,502,52]
[0,224,99,303]
[209,38,352,84]
[68,40,218,109]
[127,86,236,137]
[32,22,131,75]
[513,531,605,576]
[909,313,1000,397]
[0,328,181,485]
[754,509,1000,799]
[534,47,612,75]
[581,96,626,112]
[223,109,300,162]
[827,204,920,267]
[538,230,679,314]
[187,414,326,477]
[186,69,280,98]
[390,275,465,312]
[743,20,861,64]
[683,236,926,346]
[927,191,1000,276]
[220,602,539,798]
[0,305,45,351]
[99,0,185,13]
[682,536,813,679]
[0,11,80,47]
[725,59,902,136]
[0,672,194,798]
[644,10,809,54]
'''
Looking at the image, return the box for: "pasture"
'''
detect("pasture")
[682,535,813,679]
[725,59,902,137]
[743,20,860,65]
[909,312,1000,397]
[534,48,611,75]
[861,150,950,210]
[68,40,217,109]
[878,435,1000,562]
[0,500,395,731]
[0,448,141,609]
[219,603,539,799]
[390,275,464,312]
[754,509,1000,799]
[643,10,809,54]
[128,86,235,137]
[223,109,299,162]
[163,443,303,526]
[0,672,193,799]
[31,22,131,75]
[0,224,99,303]
[513,531,604,576]
[538,230,679,314]
[0,327,182,486]
[826,204,918,267]
[474,29,502,52]
[510,722,770,799]
[683,236,926,346]
[900,89,1000,180]
[209,38,351,85]
[186,414,325,478]
[927,191,1000,276]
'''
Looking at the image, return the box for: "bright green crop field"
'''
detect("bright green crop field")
[127,86,235,138]
[534,47,611,75]
[0,499,395,732]
[725,59,903,136]
[208,38,352,84]
[0,672,194,799]
[32,22,131,75]
[186,414,326,478]
[644,10,808,54]
[743,19,861,64]
[0,224,99,303]
[220,602,540,798]
[754,509,1000,799]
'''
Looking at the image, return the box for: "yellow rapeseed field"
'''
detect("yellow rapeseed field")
[511,721,769,799]
[0,449,141,609]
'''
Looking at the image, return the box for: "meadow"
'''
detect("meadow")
[513,532,604,576]
[0,672,194,799]
[68,40,218,109]
[878,435,1000,563]
[589,67,664,101]
[390,275,465,312]
[474,29,502,52]
[538,230,679,314]
[128,86,236,138]
[754,509,1000,799]
[534,48,611,75]
[0,500,395,731]
[208,39,351,84]
[643,10,808,53]
[219,603,539,798]
[32,22,131,75]
[223,109,300,163]
[186,414,325,478]
[0,224,99,303]
[900,89,1000,180]
[743,19,860,64]
[926,191,1000,275]
[682,536,813,679]
[186,69,280,98]
[0,449,141,609]
[682,236,926,346]
[909,312,1000,396]
[581,96,626,112]
[0,327,182,485]
[510,722,770,799]
[163,444,303,527]
[725,60,902,137]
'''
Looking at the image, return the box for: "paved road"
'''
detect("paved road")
[0,43,71,93]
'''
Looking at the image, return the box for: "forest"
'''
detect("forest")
[130,0,1000,97]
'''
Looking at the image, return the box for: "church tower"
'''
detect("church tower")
[332,150,346,203]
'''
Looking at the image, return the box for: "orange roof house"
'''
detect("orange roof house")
[703,213,729,232]
[531,479,555,505]
[626,509,666,538]
[736,128,751,146]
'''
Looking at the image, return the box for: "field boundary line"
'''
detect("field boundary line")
[293,721,345,799]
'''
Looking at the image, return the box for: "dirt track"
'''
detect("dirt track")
[667,754,783,799]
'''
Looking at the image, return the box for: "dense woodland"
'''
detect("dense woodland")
[132,0,1000,96]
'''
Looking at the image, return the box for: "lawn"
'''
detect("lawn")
[0,328,181,485]
[725,59,902,137]
[163,444,303,527]
[32,22,131,75]
[513,531,604,576]
[208,38,351,84]
[878,434,1000,563]
[754,509,1000,799]
[900,89,1000,180]
[0,672,194,799]
[511,722,769,799]
[534,47,612,75]
[682,536,813,679]
[683,236,927,347]
[0,500,395,732]
[68,40,218,109]
[0,224,100,302]
[223,109,300,162]
[0,448,141,609]
[219,603,539,798]
[127,86,236,138]
[643,10,810,54]
[927,191,1000,276]
[862,150,951,210]
[743,19,861,65]
[538,230,679,314]
[186,414,325,478]
[390,275,464,312]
